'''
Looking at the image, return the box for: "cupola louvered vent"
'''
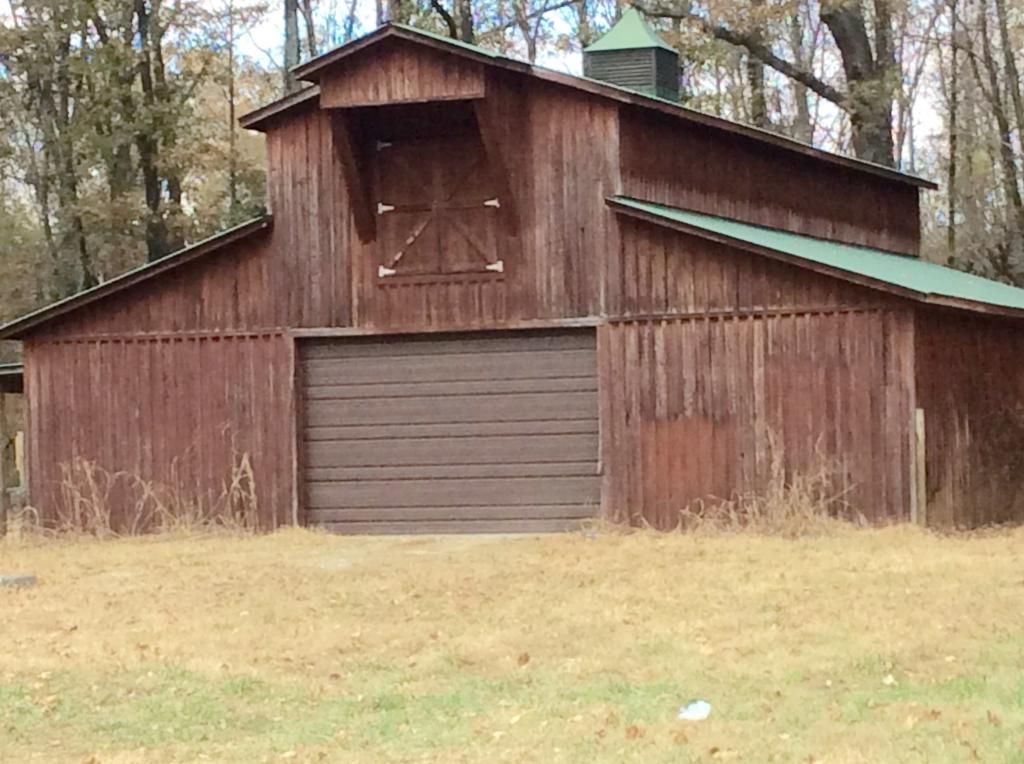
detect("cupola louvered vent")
[583,8,679,102]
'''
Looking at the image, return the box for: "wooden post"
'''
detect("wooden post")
[914,408,927,527]
[0,393,7,537]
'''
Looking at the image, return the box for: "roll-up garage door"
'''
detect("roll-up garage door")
[300,331,600,533]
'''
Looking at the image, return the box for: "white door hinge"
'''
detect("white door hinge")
[485,260,505,273]
[377,202,395,214]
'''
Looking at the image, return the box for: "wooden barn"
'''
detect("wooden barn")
[4,15,1024,533]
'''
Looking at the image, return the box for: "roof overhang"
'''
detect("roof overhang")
[0,216,273,341]
[608,196,1024,320]
[238,85,320,131]
[241,24,936,191]
[0,364,23,394]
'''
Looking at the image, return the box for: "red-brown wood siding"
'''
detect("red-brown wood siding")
[23,333,295,531]
[599,309,916,528]
[319,38,486,108]
[353,78,621,329]
[610,218,895,316]
[266,108,353,327]
[619,109,921,256]
[915,309,1024,527]
[30,236,282,337]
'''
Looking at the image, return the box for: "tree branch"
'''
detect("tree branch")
[429,0,459,39]
[481,0,578,36]
[635,3,847,106]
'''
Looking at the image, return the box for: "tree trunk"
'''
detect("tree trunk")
[788,14,812,143]
[746,0,768,128]
[458,0,475,43]
[820,0,896,166]
[993,0,1024,141]
[52,29,96,287]
[974,0,1024,267]
[151,2,184,253]
[388,0,412,24]
[284,0,300,93]
[227,0,238,219]
[514,0,538,61]
[135,0,171,261]
[993,0,1024,267]
[299,0,318,58]
[577,0,592,48]
[746,54,768,128]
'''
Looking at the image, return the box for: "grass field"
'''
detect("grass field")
[2,526,1024,763]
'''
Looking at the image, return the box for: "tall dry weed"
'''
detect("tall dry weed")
[678,435,856,538]
[53,449,259,537]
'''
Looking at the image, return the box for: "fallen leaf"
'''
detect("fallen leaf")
[625,724,644,740]
[517,652,530,666]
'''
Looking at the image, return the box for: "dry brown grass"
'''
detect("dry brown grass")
[2,526,1024,763]
[53,452,259,537]
[679,441,854,538]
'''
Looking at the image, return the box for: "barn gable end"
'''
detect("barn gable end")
[318,37,486,108]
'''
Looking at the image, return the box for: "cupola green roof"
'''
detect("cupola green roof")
[584,7,676,53]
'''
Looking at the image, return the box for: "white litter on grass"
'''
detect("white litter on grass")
[678,700,712,721]
[0,575,36,589]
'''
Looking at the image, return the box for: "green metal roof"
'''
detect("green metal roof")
[609,197,1024,315]
[584,8,676,53]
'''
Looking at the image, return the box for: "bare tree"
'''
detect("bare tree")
[637,0,900,166]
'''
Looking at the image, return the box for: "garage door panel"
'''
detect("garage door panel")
[305,376,598,400]
[307,476,600,509]
[302,332,593,360]
[307,391,598,427]
[304,434,599,468]
[303,350,596,385]
[300,331,599,533]
[315,518,588,535]
[304,419,598,442]
[306,461,598,481]
[308,504,597,522]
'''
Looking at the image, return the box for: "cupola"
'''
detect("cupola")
[583,7,680,102]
